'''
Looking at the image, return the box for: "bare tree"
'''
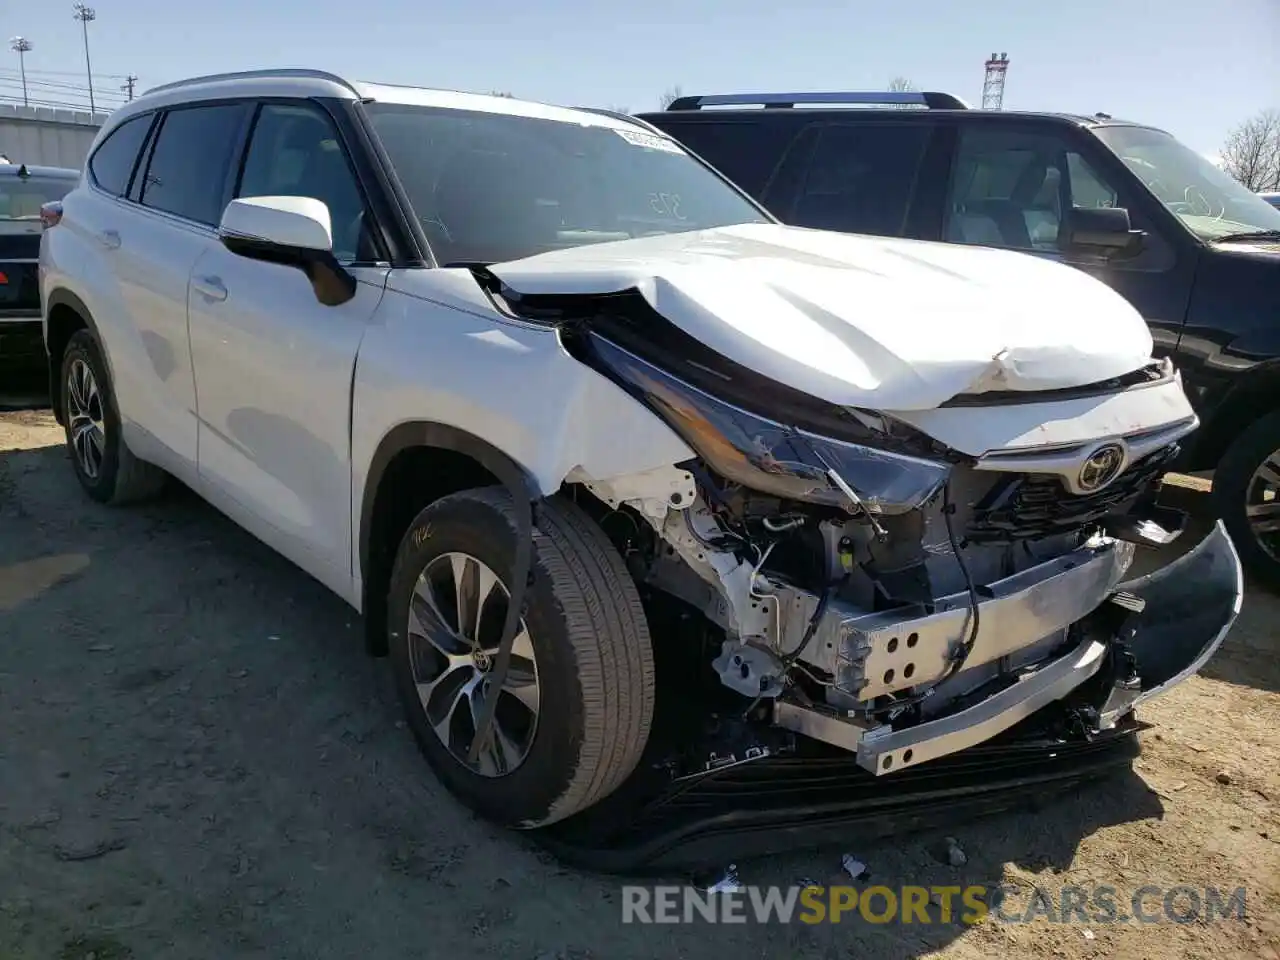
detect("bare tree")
[1220,109,1280,192]
[886,76,917,110]
[489,90,515,98]
[658,85,684,109]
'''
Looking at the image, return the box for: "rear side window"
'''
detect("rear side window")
[88,114,152,196]
[139,104,245,226]
[651,120,794,197]
[791,123,931,236]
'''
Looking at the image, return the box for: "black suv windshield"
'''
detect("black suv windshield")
[364,102,769,265]
[1095,125,1280,242]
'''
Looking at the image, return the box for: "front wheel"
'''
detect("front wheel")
[1213,410,1280,592]
[387,487,655,828]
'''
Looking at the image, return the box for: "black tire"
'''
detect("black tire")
[59,329,166,505]
[1213,409,1280,592]
[387,486,655,828]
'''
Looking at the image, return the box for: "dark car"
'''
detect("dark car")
[0,162,80,366]
[637,91,1280,589]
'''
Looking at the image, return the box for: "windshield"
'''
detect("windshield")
[364,103,770,265]
[0,175,74,224]
[1094,126,1280,241]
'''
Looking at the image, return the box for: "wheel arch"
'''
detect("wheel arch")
[43,288,103,426]
[358,421,542,657]
[1187,361,1280,471]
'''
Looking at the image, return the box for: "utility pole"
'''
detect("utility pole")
[73,4,97,116]
[122,75,137,101]
[8,37,32,108]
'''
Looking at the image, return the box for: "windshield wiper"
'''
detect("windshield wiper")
[1212,230,1280,243]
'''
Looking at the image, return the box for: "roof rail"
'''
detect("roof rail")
[665,91,970,111]
[144,68,359,98]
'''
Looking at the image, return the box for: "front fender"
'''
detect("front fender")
[350,275,696,587]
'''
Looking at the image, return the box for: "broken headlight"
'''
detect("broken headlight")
[592,336,950,515]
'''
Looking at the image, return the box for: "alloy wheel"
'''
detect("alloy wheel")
[66,358,106,480]
[406,551,540,778]
[1246,449,1280,562]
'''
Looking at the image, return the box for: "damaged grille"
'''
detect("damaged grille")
[967,445,1179,543]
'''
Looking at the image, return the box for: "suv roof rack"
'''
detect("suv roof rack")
[144,68,359,98]
[665,91,970,111]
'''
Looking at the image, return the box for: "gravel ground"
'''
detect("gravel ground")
[1,400,1277,960]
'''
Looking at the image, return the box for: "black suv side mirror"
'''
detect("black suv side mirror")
[1063,206,1146,259]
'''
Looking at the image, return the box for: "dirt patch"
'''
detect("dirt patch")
[1,408,1277,960]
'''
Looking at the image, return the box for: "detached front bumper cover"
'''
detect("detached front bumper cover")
[536,522,1243,874]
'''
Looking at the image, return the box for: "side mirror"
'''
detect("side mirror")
[1063,206,1146,259]
[218,196,356,306]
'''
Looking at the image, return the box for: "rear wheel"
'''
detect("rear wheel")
[387,486,655,828]
[59,329,166,504]
[1214,410,1280,592]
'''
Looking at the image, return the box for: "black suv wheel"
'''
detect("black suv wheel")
[1214,410,1280,591]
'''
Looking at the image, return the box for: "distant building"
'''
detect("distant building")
[0,104,105,170]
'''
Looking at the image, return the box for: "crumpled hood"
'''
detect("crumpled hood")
[488,222,1155,411]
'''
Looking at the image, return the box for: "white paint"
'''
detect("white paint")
[489,222,1155,411]
[219,196,334,252]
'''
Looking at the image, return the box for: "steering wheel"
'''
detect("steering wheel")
[1184,186,1224,219]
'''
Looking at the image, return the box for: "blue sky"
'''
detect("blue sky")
[4,0,1277,156]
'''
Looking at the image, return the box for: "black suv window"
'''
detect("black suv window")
[790,123,931,236]
[236,102,372,262]
[89,114,153,197]
[945,127,1125,252]
[653,119,795,197]
[139,104,245,226]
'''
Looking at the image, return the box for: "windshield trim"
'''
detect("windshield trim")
[359,101,778,270]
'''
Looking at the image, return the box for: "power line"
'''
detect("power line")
[0,70,124,93]
[10,66,133,80]
[0,94,115,112]
[0,78,126,105]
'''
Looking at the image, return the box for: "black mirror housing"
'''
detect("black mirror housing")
[1064,206,1146,258]
[220,234,357,307]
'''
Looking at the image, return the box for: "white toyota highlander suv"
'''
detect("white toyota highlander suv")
[39,69,1242,867]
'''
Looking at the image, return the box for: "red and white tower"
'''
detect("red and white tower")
[982,53,1010,110]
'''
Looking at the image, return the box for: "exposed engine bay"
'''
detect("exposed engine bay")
[471,250,1243,870]
[526,289,1220,779]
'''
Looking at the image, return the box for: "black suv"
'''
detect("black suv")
[0,162,80,368]
[638,91,1280,588]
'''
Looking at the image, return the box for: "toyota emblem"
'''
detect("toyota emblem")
[1078,443,1126,493]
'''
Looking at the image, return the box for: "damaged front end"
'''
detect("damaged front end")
[496,281,1242,870]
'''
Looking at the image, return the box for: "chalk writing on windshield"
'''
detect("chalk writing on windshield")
[648,192,686,220]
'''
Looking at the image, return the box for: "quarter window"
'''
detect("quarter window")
[88,114,153,197]
[138,104,245,226]
[654,119,794,197]
[790,123,931,236]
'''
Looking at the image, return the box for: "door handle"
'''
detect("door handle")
[96,229,121,250]
[192,274,228,302]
